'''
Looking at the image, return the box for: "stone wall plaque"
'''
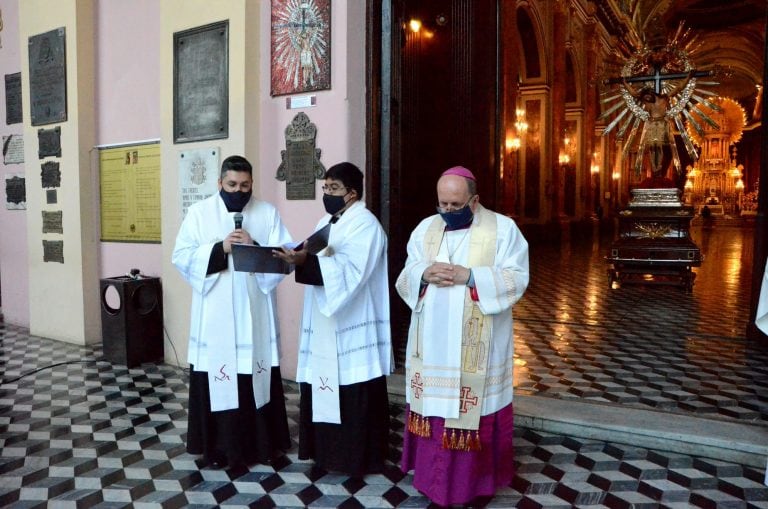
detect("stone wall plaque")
[173,21,229,143]
[46,190,57,204]
[42,210,63,234]
[29,27,67,126]
[2,134,24,164]
[38,127,61,159]
[5,72,22,125]
[43,240,64,263]
[41,161,61,188]
[276,112,325,200]
[5,174,26,210]
[179,147,220,217]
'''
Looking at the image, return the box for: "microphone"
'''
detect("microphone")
[234,212,243,230]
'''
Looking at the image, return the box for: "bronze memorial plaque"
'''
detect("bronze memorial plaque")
[173,21,229,143]
[42,210,63,234]
[41,161,61,188]
[38,127,61,159]
[5,72,22,125]
[276,112,325,200]
[43,240,64,263]
[29,28,67,126]
[5,175,26,207]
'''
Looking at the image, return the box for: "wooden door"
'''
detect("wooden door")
[386,0,500,363]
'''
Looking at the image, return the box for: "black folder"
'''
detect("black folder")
[231,223,331,273]
[231,244,290,273]
[301,223,331,254]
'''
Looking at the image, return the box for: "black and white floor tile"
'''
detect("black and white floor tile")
[1,222,767,507]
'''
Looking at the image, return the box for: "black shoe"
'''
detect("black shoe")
[204,453,226,469]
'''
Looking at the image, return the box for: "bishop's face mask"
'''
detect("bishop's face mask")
[323,192,349,215]
[220,189,252,212]
[437,196,475,230]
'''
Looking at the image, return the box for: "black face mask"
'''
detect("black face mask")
[323,193,348,215]
[220,189,252,212]
[438,204,474,230]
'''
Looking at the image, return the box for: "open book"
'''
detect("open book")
[232,223,331,273]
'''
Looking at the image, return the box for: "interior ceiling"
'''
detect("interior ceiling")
[629,0,766,115]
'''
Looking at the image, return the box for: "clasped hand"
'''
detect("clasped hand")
[422,262,470,287]
[223,229,253,254]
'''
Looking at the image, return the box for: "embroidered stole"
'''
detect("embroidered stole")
[206,269,274,412]
[206,291,239,411]
[308,296,342,423]
[407,208,496,450]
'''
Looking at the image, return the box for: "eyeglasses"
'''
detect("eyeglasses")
[321,184,348,193]
[437,195,475,214]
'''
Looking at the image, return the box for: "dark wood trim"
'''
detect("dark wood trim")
[747,11,768,343]
[366,0,383,219]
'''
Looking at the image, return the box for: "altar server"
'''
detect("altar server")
[275,161,392,477]
[172,155,292,470]
[395,166,530,506]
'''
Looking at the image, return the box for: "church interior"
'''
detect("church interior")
[1,0,768,506]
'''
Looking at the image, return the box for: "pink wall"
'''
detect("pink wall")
[0,0,29,326]
[258,1,367,378]
[95,0,163,279]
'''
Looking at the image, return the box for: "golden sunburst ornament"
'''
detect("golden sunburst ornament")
[600,22,720,177]
[685,96,746,147]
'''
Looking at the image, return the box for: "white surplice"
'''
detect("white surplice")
[296,201,393,423]
[395,205,529,418]
[172,193,292,411]
[756,258,768,337]
[758,259,768,485]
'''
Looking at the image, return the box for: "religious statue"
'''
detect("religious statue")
[621,69,694,179]
[601,22,720,187]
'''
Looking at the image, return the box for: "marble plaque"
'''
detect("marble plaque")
[5,174,26,210]
[41,161,61,188]
[179,147,220,217]
[29,28,67,126]
[46,189,57,204]
[2,134,24,164]
[173,21,229,143]
[5,72,22,125]
[276,112,325,200]
[42,210,63,234]
[43,240,64,263]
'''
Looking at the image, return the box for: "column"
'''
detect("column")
[20,0,99,344]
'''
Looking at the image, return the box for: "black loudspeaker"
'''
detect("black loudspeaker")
[100,276,164,368]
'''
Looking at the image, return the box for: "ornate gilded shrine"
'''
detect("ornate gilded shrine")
[682,97,747,215]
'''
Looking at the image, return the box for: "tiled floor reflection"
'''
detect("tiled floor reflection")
[514,222,768,423]
[1,221,768,507]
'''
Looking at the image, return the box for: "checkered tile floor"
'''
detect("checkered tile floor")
[1,222,768,507]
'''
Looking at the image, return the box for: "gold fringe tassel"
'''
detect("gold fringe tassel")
[409,412,482,451]
[440,428,483,451]
[407,411,432,438]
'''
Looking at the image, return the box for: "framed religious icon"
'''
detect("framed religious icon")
[270,0,331,97]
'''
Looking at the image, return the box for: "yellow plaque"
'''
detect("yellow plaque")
[99,142,161,242]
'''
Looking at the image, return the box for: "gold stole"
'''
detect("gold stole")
[407,207,496,450]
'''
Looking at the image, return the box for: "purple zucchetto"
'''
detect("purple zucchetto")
[441,166,476,181]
